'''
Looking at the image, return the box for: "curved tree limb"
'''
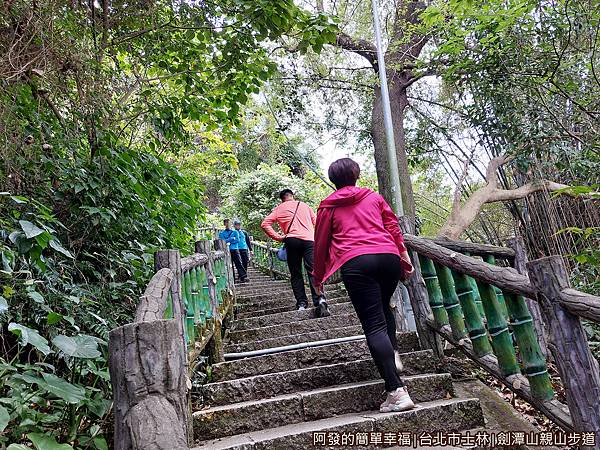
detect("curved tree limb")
[438,154,599,239]
[334,32,378,69]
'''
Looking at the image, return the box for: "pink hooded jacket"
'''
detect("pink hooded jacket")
[312,186,408,287]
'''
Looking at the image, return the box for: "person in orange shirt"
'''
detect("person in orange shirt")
[261,189,330,317]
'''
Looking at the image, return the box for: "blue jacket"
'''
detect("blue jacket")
[236,229,252,251]
[218,229,240,250]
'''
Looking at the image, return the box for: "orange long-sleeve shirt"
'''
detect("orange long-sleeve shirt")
[261,200,317,242]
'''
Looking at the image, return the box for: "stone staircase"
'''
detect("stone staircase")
[191,267,486,449]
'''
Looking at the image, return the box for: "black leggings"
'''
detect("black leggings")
[284,237,320,308]
[341,253,404,392]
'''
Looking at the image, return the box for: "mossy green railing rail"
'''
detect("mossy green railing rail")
[108,239,236,450]
[400,232,600,446]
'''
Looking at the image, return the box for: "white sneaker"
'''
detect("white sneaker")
[297,305,306,311]
[380,387,415,412]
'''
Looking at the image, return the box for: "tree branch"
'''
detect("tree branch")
[334,33,378,69]
[487,180,579,202]
[453,156,471,210]
[437,153,599,239]
[485,154,514,186]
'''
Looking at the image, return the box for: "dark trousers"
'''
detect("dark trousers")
[341,253,404,391]
[284,237,319,308]
[230,249,247,281]
[239,249,249,273]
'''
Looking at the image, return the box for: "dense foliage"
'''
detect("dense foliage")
[0,0,336,447]
[418,0,599,275]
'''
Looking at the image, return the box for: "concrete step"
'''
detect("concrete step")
[236,283,345,304]
[235,289,295,303]
[235,286,345,304]
[237,279,345,290]
[241,275,270,281]
[234,290,347,314]
[198,351,436,407]
[193,374,454,441]
[235,280,290,290]
[228,313,360,343]
[213,332,420,382]
[233,302,355,330]
[236,287,294,299]
[234,295,350,319]
[192,397,484,449]
[225,324,365,353]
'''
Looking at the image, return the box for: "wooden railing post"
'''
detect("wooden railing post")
[399,217,443,358]
[196,240,224,364]
[389,286,409,333]
[507,236,548,357]
[528,256,600,444]
[110,321,190,450]
[109,270,190,450]
[155,250,186,355]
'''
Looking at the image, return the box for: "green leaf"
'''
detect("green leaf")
[19,220,45,239]
[10,195,28,204]
[52,334,101,359]
[47,312,63,325]
[27,433,74,450]
[0,296,7,314]
[8,323,52,355]
[49,240,73,258]
[28,291,45,304]
[7,445,30,450]
[40,373,85,404]
[0,404,10,432]
[87,395,112,418]
[94,437,108,450]
[421,5,444,26]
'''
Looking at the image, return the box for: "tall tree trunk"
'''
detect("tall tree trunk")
[329,0,426,222]
[371,70,416,220]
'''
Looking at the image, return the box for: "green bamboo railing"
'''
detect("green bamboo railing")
[417,241,552,397]
[402,234,600,437]
[434,261,468,340]
[462,252,485,317]
[452,271,492,357]
[252,241,290,279]
[161,241,235,353]
[419,256,449,328]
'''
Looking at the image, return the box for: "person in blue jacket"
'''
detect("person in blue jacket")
[233,219,252,275]
[218,219,247,282]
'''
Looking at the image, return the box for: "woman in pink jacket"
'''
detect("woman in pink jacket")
[313,158,416,413]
